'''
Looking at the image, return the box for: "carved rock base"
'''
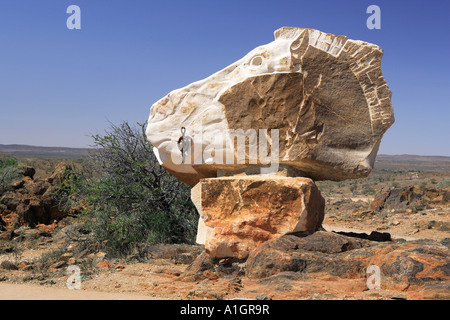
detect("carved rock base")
[191,175,325,259]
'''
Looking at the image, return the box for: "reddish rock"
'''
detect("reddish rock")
[370,186,449,212]
[115,264,125,271]
[244,231,450,298]
[193,175,325,259]
[97,261,113,269]
[0,163,74,229]
[203,269,218,280]
[36,220,58,233]
[0,260,18,270]
[48,260,67,272]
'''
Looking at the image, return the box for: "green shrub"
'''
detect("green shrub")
[0,157,18,168]
[364,187,376,195]
[59,121,198,257]
[438,180,450,188]
[349,181,357,192]
[0,156,21,196]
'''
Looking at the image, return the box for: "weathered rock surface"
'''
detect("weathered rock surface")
[179,231,450,299]
[146,27,394,186]
[370,185,450,212]
[192,175,324,259]
[245,231,450,291]
[246,231,365,279]
[0,163,74,230]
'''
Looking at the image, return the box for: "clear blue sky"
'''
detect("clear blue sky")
[0,0,449,155]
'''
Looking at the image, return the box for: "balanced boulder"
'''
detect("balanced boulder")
[146,27,394,185]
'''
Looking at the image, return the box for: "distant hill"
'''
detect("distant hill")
[376,154,450,162]
[375,154,450,171]
[0,144,93,159]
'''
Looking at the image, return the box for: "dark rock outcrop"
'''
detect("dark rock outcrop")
[0,163,73,229]
[244,231,450,291]
[182,231,449,299]
[370,186,449,212]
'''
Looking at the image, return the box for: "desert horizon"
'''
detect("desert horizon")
[1,143,450,160]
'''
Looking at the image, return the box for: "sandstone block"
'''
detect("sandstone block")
[192,175,325,259]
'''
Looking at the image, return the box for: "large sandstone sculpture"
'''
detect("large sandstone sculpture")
[147,27,394,185]
[146,27,394,258]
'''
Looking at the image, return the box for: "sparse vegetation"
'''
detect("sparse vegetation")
[0,156,21,196]
[438,180,450,188]
[363,186,376,195]
[58,121,198,257]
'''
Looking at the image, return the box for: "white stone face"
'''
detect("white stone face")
[146,27,394,185]
[146,37,294,169]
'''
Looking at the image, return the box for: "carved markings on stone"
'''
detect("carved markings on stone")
[299,29,393,137]
[308,29,348,57]
[341,41,393,136]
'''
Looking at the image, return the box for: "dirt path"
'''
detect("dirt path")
[0,282,156,300]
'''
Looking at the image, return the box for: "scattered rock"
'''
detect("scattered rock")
[335,230,392,242]
[227,277,243,293]
[0,260,18,270]
[245,231,365,279]
[0,243,14,254]
[417,282,450,300]
[329,198,368,213]
[307,292,339,300]
[0,230,14,241]
[0,164,72,229]
[144,243,202,261]
[22,167,36,179]
[97,261,112,269]
[115,264,125,271]
[203,269,218,281]
[422,220,450,231]
[180,252,215,282]
[48,261,67,270]
[53,224,89,242]
[36,220,58,233]
[243,230,450,293]
[440,238,450,249]
[390,293,407,300]
[172,252,196,265]
[371,186,449,213]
